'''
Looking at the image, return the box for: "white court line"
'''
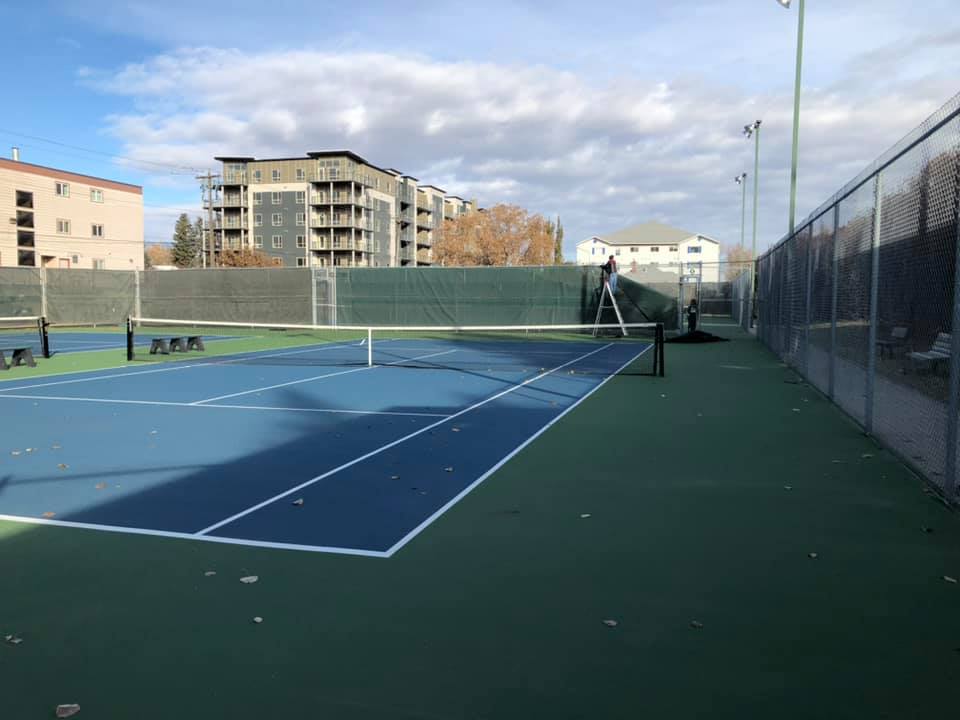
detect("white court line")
[384,344,652,557]
[0,514,389,558]
[190,348,457,405]
[0,393,448,418]
[196,342,614,536]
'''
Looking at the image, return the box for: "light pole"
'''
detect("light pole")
[743,121,762,261]
[777,0,805,235]
[734,173,748,250]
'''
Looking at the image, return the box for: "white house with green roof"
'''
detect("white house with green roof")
[576,221,721,282]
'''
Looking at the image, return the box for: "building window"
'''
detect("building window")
[254,235,263,248]
[295,191,305,203]
[272,170,281,182]
[669,246,678,252]
[271,192,282,205]
[272,235,283,249]
[329,168,339,180]
[55,182,70,197]
[56,219,71,234]
[16,190,34,208]
[295,213,305,226]
[253,170,262,182]
[90,189,104,203]
[91,224,104,238]
[630,247,638,253]
[17,230,34,247]
[296,235,306,248]
[253,192,262,205]
[272,213,283,226]
[296,168,305,181]
[615,249,621,256]
[296,257,306,267]
[254,214,263,226]
[650,246,660,253]
[272,257,283,266]
[18,249,36,266]
[687,246,702,254]
[92,259,106,270]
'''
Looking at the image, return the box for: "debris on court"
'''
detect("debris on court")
[921,526,934,534]
[4,634,23,645]
[390,475,400,480]
[292,498,304,506]
[11,450,22,456]
[452,427,461,432]
[690,621,704,630]
[861,453,874,460]
[580,514,592,519]
[783,485,793,491]
[25,448,36,454]
[204,571,217,577]
[55,704,80,718]
[95,483,107,490]
[602,619,618,628]
[253,617,263,624]
[792,408,801,413]
[150,430,158,435]
[52,444,61,450]
[240,576,259,584]
[42,512,55,518]
[57,463,68,470]
[944,576,958,584]
[445,467,454,473]
[808,552,819,559]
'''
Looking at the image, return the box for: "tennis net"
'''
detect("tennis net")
[0,316,50,358]
[126,318,665,377]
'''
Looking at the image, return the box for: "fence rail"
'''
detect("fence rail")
[757,91,960,502]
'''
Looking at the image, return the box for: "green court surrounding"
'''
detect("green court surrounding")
[2,322,958,719]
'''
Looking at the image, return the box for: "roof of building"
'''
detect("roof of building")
[579,221,719,247]
[0,158,143,194]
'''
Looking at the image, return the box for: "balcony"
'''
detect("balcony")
[310,238,371,253]
[215,218,245,230]
[416,233,432,247]
[307,170,374,186]
[222,173,247,185]
[415,214,433,230]
[399,187,415,204]
[416,249,432,264]
[214,195,244,208]
[310,214,369,230]
[309,192,370,206]
[399,245,415,262]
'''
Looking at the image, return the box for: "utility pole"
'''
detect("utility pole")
[196,171,220,268]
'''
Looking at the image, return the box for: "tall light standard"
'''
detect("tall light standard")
[743,121,762,261]
[734,173,748,250]
[777,0,806,234]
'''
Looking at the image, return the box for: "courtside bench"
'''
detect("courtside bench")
[0,346,36,370]
[149,335,206,355]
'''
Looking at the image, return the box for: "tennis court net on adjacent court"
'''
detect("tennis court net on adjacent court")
[0,316,50,358]
[126,318,665,377]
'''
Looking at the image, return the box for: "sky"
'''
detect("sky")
[2,0,959,257]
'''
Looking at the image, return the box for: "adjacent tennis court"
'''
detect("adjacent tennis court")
[0,325,659,555]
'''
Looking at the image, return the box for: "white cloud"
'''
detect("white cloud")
[85,36,960,257]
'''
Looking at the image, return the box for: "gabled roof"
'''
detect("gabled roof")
[579,221,719,247]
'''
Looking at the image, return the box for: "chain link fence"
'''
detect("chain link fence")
[757,91,960,502]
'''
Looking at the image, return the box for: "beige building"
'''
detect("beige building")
[213,152,477,268]
[576,221,722,282]
[0,153,144,270]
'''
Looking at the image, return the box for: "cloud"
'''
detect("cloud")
[85,39,960,257]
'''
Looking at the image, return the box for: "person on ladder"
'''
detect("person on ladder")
[601,255,619,294]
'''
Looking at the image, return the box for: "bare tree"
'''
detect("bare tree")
[724,245,755,281]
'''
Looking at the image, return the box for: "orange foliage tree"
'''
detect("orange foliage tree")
[219,249,275,267]
[433,204,557,266]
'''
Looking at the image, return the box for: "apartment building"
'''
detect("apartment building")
[213,151,477,268]
[1,152,144,269]
[576,221,721,282]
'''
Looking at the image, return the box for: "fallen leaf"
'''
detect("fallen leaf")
[792,408,801,413]
[808,552,819,559]
[921,527,934,534]
[945,576,958,584]
[451,427,461,433]
[690,621,704,630]
[42,512,55,519]
[253,616,263,624]
[10,450,21,456]
[602,619,618,628]
[291,498,304,506]
[204,571,217,577]
[444,467,454,473]
[25,448,35,454]
[861,453,874,460]
[580,513,592,519]
[240,576,259,584]
[784,485,793,491]
[390,475,400,480]
[52,444,61,450]
[56,704,81,718]
[94,483,107,490]
[57,463,68,470]
[149,430,158,435]
[4,635,23,645]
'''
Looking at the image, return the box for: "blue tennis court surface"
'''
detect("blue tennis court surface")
[0,337,651,556]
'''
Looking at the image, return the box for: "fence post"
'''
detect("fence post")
[865,173,883,435]
[829,204,840,400]
[134,269,141,321]
[779,247,787,357]
[945,211,960,500]
[40,266,48,320]
[310,266,318,326]
[804,227,814,373]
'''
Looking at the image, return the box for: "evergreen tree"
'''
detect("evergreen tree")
[553,216,565,264]
[171,213,198,268]
[192,217,205,266]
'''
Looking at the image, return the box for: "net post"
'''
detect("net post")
[38,316,50,359]
[658,323,665,377]
[367,327,373,366]
[126,316,134,361]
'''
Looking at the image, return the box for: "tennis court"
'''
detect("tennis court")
[0,324,659,555]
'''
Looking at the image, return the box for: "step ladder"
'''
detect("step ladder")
[593,280,628,337]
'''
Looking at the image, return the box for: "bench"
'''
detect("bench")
[876,326,909,359]
[0,346,37,370]
[149,336,206,355]
[907,332,951,374]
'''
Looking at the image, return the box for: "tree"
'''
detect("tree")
[219,249,274,267]
[145,243,173,268]
[554,216,565,264]
[171,213,199,268]
[724,245,755,281]
[191,218,205,266]
[434,204,556,267]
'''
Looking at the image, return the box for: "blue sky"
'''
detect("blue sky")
[3,1,959,254]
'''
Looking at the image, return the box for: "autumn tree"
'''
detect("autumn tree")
[219,249,274,267]
[434,204,557,267]
[724,245,755,281]
[145,243,173,268]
